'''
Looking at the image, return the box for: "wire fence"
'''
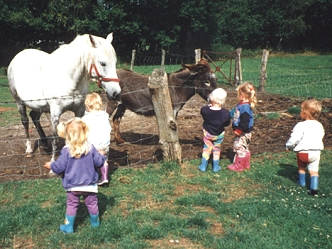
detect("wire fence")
[1,53,332,182]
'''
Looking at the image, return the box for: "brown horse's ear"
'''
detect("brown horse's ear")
[181,64,199,75]
[199,58,210,66]
[89,34,98,48]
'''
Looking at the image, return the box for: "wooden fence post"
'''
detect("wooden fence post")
[148,69,182,163]
[195,49,201,64]
[161,49,165,71]
[259,49,269,91]
[235,48,242,86]
[130,49,136,71]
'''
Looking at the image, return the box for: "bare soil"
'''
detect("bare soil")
[1,89,332,182]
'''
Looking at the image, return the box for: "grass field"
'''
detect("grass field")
[1,54,332,248]
[1,151,332,248]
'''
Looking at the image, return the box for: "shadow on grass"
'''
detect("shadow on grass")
[75,192,115,227]
[277,163,298,183]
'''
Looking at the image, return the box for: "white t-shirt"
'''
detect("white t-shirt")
[286,120,324,152]
[82,110,111,150]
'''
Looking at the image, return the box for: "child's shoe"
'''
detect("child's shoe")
[244,151,251,170]
[98,163,109,186]
[198,158,209,172]
[90,213,100,227]
[309,176,319,196]
[227,154,245,172]
[212,160,221,172]
[60,215,75,234]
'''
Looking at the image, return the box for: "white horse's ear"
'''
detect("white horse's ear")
[89,34,98,48]
[106,33,113,43]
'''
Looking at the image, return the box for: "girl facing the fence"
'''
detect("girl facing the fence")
[198,88,230,172]
[286,99,325,196]
[44,118,106,233]
[227,82,257,172]
[82,93,111,186]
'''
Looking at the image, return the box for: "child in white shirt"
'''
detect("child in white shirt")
[286,99,325,196]
[82,93,111,186]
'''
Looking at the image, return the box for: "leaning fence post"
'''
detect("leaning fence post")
[148,69,182,164]
[130,49,136,71]
[259,49,269,91]
[235,48,242,86]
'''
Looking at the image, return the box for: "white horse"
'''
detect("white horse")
[8,33,121,161]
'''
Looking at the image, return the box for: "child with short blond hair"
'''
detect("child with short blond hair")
[286,99,325,196]
[82,93,111,186]
[198,88,230,172]
[44,118,106,233]
[228,82,257,172]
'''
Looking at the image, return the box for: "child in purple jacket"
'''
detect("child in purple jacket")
[44,118,106,234]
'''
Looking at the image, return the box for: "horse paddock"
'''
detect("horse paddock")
[1,90,332,182]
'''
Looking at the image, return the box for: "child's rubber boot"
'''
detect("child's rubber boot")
[244,151,251,170]
[198,158,209,172]
[298,173,306,187]
[212,160,221,173]
[60,215,75,234]
[90,213,100,227]
[98,163,109,186]
[309,176,319,196]
[227,155,245,172]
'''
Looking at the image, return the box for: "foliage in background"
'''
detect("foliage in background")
[1,151,332,248]
[1,0,331,66]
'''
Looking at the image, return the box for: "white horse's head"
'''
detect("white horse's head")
[88,33,121,100]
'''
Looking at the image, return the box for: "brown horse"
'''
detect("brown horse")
[107,60,217,144]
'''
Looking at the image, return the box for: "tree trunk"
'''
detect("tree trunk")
[148,69,182,163]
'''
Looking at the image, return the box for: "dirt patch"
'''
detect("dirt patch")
[1,89,332,182]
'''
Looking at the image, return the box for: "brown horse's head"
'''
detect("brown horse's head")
[180,59,217,101]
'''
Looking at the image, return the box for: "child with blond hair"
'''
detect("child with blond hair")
[227,82,257,172]
[82,93,111,186]
[44,118,106,233]
[198,88,230,172]
[286,99,325,196]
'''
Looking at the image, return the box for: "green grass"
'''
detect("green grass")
[122,54,332,99]
[1,151,332,248]
[240,54,332,99]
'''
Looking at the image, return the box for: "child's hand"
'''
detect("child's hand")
[44,162,51,170]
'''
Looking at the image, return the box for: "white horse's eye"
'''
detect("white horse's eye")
[100,62,106,67]
[205,82,210,87]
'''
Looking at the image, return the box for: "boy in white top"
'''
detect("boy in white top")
[286,99,325,196]
[82,93,111,186]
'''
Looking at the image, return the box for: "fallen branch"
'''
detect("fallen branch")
[259,111,294,118]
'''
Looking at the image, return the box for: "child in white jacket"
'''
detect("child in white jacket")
[286,99,325,196]
[82,93,111,186]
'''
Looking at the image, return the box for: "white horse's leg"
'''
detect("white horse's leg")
[50,111,61,162]
[46,108,61,177]
[17,103,33,157]
[74,103,86,118]
[30,110,48,149]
